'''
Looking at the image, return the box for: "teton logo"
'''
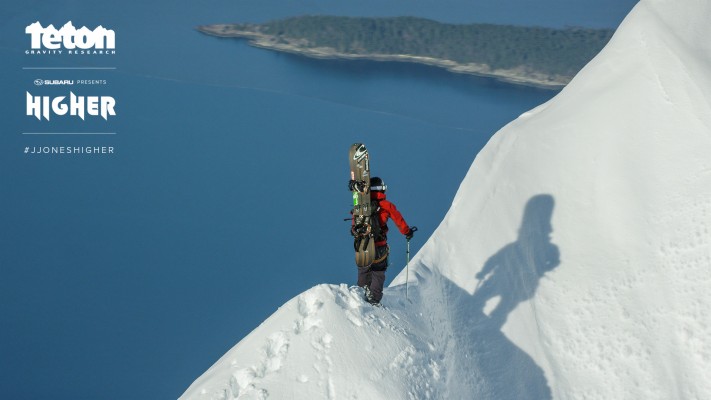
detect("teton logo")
[25,21,115,54]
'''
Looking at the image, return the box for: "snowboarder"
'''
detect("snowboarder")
[354,177,415,304]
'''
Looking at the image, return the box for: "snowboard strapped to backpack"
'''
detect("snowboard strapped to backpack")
[349,143,381,267]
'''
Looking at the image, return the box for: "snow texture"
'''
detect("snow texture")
[181,0,711,398]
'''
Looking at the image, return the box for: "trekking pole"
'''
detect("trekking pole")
[405,227,417,300]
[406,237,411,300]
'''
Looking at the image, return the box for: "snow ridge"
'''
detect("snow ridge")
[181,284,444,400]
[394,0,711,398]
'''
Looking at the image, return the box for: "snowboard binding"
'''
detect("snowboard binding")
[352,219,372,253]
[349,179,368,193]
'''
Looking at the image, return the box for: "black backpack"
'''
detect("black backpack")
[370,199,386,243]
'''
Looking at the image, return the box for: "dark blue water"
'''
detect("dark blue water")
[0,0,636,399]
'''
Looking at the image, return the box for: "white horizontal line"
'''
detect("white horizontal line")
[22,132,117,135]
[22,67,117,70]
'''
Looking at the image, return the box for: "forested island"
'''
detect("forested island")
[197,16,615,88]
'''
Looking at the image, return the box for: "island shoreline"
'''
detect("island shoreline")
[196,25,568,90]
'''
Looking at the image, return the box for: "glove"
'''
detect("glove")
[406,226,418,240]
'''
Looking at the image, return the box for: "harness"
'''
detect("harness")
[372,245,390,264]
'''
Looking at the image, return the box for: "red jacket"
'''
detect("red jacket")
[371,191,410,246]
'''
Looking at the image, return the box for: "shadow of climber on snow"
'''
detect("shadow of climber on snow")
[410,194,559,399]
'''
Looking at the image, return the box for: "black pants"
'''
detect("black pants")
[357,245,388,303]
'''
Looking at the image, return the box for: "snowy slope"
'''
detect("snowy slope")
[181,0,711,398]
[180,284,449,399]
